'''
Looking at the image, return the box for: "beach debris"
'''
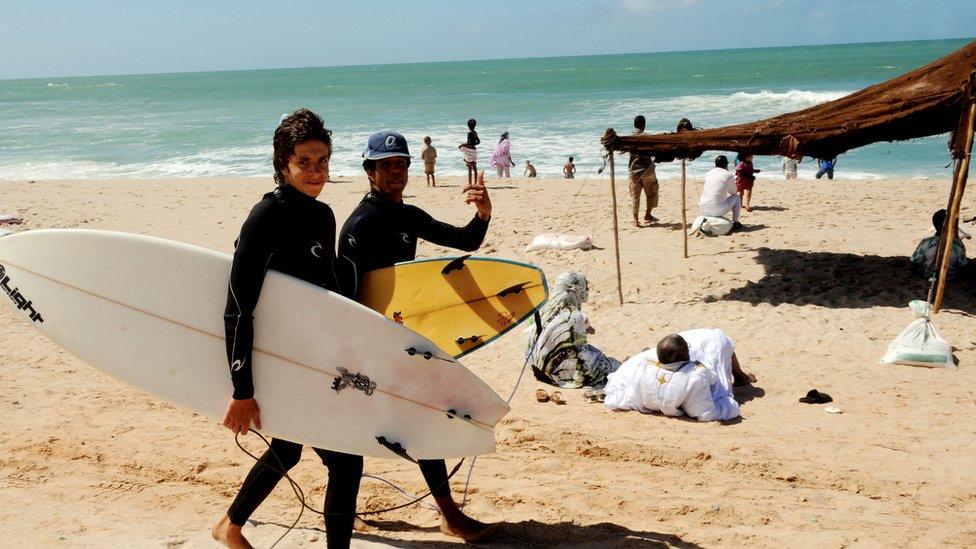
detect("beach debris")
[524,233,593,252]
[824,406,843,414]
[798,389,832,404]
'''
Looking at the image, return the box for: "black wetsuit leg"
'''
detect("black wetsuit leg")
[418,459,452,499]
[227,437,303,525]
[226,440,363,549]
[312,449,364,549]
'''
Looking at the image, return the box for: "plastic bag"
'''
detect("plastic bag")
[880,300,955,368]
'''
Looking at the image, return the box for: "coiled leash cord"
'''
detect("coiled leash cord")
[234,430,464,548]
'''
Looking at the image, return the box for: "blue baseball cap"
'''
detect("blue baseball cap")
[363,131,412,160]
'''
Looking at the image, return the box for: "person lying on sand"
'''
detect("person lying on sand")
[603,329,754,422]
[525,271,621,389]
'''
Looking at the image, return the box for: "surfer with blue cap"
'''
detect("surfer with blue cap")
[214,108,363,549]
[337,130,495,541]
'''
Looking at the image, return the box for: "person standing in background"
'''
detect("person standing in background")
[735,153,760,212]
[489,132,514,178]
[563,157,576,179]
[628,115,659,226]
[420,136,437,187]
[782,156,800,180]
[464,118,480,185]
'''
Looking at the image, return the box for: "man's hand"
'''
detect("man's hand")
[464,170,492,221]
[222,397,261,435]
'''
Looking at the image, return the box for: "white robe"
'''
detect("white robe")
[603,328,740,422]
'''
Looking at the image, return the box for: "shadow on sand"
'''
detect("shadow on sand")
[358,519,703,548]
[720,248,976,312]
[250,519,701,548]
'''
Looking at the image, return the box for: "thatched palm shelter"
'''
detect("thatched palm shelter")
[601,40,976,311]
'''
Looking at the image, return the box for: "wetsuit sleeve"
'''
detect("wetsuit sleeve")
[224,206,275,400]
[337,217,373,301]
[413,207,490,252]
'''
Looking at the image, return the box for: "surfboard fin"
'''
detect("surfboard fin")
[497,281,529,298]
[375,436,417,463]
[440,255,471,275]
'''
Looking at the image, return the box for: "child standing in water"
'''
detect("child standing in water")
[735,153,760,212]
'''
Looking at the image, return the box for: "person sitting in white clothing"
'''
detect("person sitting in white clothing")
[699,155,742,231]
[603,328,752,422]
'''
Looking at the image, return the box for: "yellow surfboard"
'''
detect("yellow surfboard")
[360,256,549,358]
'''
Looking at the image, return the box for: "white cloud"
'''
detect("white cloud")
[619,0,702,12]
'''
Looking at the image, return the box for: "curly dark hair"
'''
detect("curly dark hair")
[273,108,332,185]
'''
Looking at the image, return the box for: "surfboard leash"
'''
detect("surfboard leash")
[233,430,464,548]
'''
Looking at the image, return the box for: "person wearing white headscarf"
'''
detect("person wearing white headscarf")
[525,271,620,388]
[603,328,742,421]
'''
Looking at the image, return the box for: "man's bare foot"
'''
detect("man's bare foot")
[733,371,757,387]
[212,515,254,549]
[439,513,496,542]
[633,219,642,228]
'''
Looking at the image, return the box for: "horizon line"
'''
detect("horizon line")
[2,35,972,83]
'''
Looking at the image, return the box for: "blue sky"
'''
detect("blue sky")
[1,0,972,79]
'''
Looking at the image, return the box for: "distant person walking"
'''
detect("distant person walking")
[421,136,437,187]
[524,160,537,178]
[628,115,659,226]
[463,118,480,185]
[782,156,800,180]
[490,132,515,178]
[816,157,837,180]
[563,157,576,179]
[735,153,760,212]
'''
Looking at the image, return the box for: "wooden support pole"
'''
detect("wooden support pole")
[681,159,688,259]
[609,152,624,306]
[932,83,976,313]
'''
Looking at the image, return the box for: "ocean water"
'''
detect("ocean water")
[0,38,970,182]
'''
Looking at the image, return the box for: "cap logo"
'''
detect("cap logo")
[385,135,397,148]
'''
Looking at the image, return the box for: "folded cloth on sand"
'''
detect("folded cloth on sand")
[525,234,593,252]
[604,328,741,421]
[690,215,733,236]
[0,214,23,225]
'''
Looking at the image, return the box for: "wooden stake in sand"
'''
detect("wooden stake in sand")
[681,159,688,259]
[609,152,624,305]
[932,73,976,313]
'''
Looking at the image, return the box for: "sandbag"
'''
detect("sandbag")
[880,300,954,368]
[690,215,733,237]
[525,233,593,252]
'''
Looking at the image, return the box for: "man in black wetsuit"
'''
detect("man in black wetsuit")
[338,131,494,541]
[213,109,362,549]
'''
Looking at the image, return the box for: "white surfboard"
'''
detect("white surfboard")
[0,229,509,459]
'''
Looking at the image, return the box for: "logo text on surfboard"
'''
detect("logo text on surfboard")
[0,264,44,323]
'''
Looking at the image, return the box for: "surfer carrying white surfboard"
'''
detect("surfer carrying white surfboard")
[213,109,363,549]
[337,130,495,542]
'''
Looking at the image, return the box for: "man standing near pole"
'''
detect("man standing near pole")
[629,115,659,227]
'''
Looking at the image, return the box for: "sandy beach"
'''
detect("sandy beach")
[2,173,976,547]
